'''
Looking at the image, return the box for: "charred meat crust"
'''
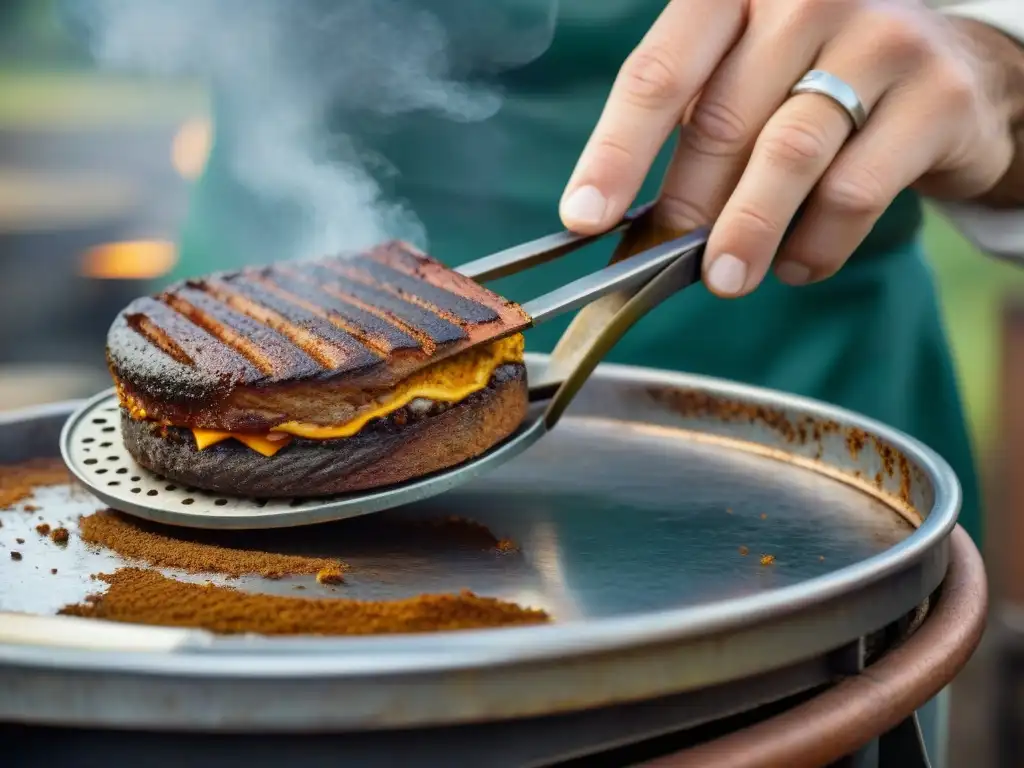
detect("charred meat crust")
[120,364,528,497]
[106,244,530,418]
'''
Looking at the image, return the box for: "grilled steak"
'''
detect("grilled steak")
[107,242,531,497]
[108,242,531,431]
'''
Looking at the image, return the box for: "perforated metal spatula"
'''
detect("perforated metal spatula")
[61,207,707,529]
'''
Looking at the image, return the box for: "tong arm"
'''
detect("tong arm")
[456,203,654,282]
[539,235,707,428]
[521,227,709,325]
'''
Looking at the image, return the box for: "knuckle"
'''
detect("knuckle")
[872,16,932,69]
[618,46,686,107]
[688,98,750,153]
[933,63,977,112]
[658,192,716,229]
[732,203,784,240]
[819,167,889,216]
[759,116,830,172]
[786,0,852,28]
[678,123,733,160]
[590,134,638,170]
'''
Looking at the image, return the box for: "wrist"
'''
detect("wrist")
[953,18,1024,124]
[950,17,1024,207]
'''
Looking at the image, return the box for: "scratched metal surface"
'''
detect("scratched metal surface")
[0,412,912,619]
[0,357,958,734]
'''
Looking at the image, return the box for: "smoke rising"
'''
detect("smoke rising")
[72,0,559,259]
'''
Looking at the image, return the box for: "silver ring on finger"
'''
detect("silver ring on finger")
[789,70,868,131]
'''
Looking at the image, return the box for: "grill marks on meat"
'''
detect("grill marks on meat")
[163,287,317,378]
[303,264,466,352]
[250,272,421,357]
[202,276,381,372]
[107,243,531,413]
[125,309,194,368]
[332,258,498,325]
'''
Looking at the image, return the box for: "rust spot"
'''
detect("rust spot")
[646,386,920,517]
[898,454,913,506]
[874,437,897,478]
[846,429,867,460]
[647,387,840,447]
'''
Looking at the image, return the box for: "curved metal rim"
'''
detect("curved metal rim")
[3,356,959,679]
[646,527,985,768]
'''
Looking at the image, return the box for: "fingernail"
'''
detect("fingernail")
[775,261,811,286]
[561,185,607,227]
[706,253,748,295]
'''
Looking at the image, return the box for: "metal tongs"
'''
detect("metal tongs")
[61,205,707,528]
[458,203,707,430]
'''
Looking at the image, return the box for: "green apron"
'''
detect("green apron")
[175,0,980,542]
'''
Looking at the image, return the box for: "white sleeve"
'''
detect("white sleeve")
[930,1,1024,258]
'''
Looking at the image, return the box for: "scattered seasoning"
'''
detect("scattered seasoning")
[725,508,733,515]
[0,459,70,509]
[316,567,345,585]
[50,527,69,545]
[739,545,749,556]
[0,459,538,635]
[0,520,4,528]
[760,513,768,520]
[60,569,550,636]
[15,538,24,544]
[760,554,776,566]
[79,510,346,578]
[819,556,825,562]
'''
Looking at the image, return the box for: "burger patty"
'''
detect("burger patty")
[119,363,529,497]
[106,244,532,432]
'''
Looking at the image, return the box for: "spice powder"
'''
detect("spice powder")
[79,510,346,578]
[0,458,70,509]
[1,459,542,636]
[61,568,550,635]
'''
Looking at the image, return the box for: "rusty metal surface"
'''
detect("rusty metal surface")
[0,356,958,735]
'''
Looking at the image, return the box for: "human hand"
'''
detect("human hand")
[560,0,1024,297]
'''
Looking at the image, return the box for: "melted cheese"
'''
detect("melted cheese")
[192,429,291,457]
[190,334,524,456]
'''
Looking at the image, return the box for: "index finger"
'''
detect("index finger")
[560,0,746,234]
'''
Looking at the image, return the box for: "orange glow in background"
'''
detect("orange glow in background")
[80,240,178,280]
